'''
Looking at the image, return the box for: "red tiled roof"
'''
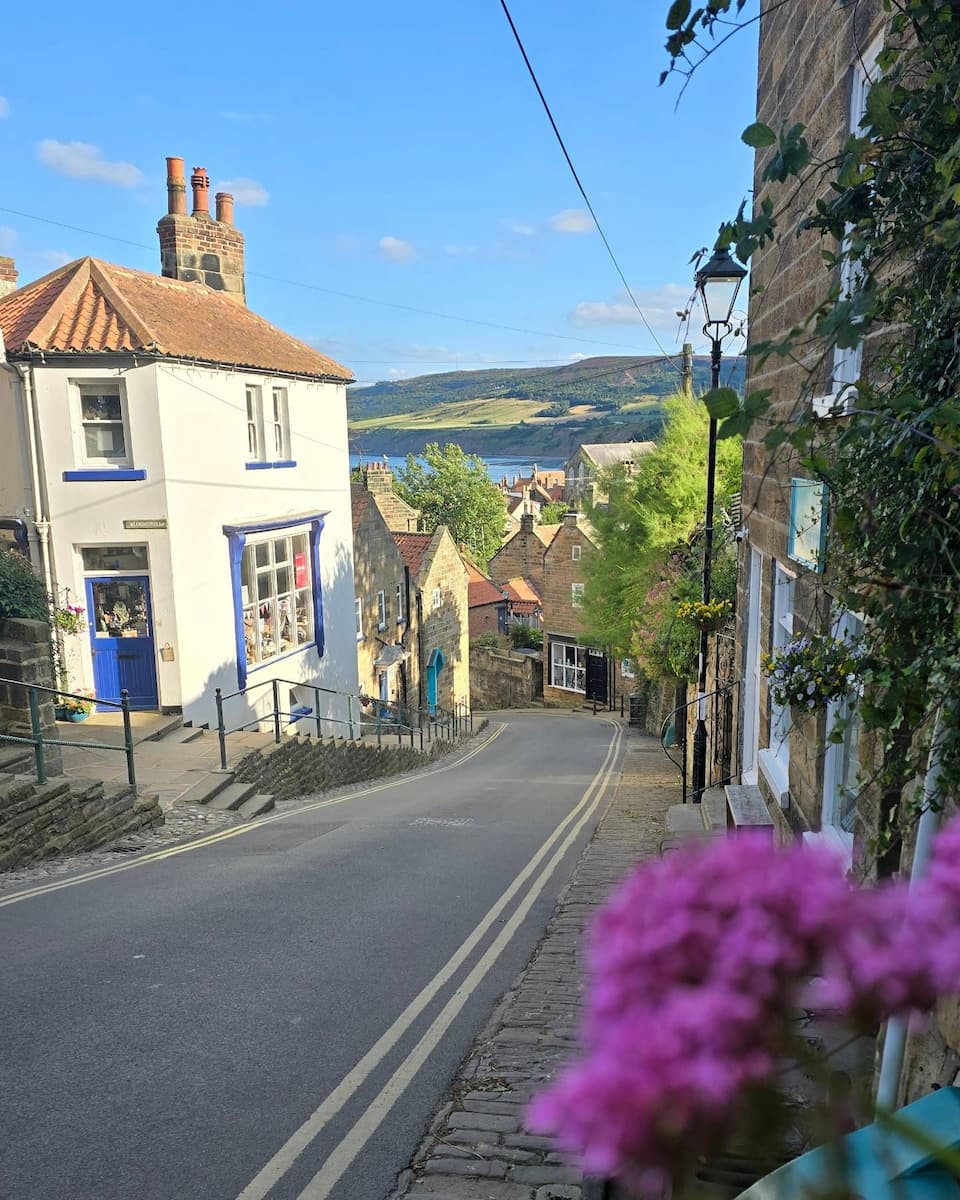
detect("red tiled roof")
[503,577,541,605]
[0,257,352,381]
[393,532,433,577]
[351,486,373,536]
[466,562,505,609]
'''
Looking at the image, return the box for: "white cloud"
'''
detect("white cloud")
[0,227,16,253]
[549,208,594,234]
[378,236,416,264]
[500,218,537,237]
[215,177,269,206]
[39,249,73,268]
[567,352,588,362]
[0,97,9,119]
[38,140,143,187]
[570,283,693,331]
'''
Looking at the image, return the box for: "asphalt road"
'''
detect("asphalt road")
[0,711,623,1200]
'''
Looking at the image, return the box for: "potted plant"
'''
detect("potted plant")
[54,689,95,722]
[762,632,865,716]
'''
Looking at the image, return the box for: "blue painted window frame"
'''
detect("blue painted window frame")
[63,468,147,482]
[788,478,828,572]
[223,511,328,689]
[244,460,297,471]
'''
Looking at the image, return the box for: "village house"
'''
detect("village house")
[501,576,542,630]
[736,1,885,862]
[488,512,558,598]
[563,441,655,509]
[350,464,469,716]
[541,512,632,707]
[465,560,507,639]
[0,157,359,731]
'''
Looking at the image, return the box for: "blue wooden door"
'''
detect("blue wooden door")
[86,576,159,710]
[426,647,445,712]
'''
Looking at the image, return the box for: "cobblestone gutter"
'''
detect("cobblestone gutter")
[391,733,678,1200]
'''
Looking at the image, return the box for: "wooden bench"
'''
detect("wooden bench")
[725,783,774,831]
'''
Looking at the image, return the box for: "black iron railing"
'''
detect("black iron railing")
[661,679,740,804]
[0,677,136,789]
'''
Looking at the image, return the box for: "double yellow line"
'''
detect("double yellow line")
[237,718,623,1200]
[0,723,506,909]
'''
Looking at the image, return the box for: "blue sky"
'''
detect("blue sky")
[0,2,758,384]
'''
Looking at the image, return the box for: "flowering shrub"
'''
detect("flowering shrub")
[761,632,865,711]
[53,603,86,636]
[55,688,95,716]
[528,824,960,1188]
[675,598,731,629]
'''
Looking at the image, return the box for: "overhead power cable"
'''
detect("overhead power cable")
[497,0,681,373]
[0,205,648,354]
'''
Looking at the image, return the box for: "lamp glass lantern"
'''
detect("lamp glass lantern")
[696,247,747,327]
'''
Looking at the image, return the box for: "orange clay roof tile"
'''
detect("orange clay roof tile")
[0,257,351,381]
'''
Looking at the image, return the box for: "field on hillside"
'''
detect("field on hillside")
[349,393,661,432]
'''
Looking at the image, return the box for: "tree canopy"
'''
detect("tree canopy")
[581,392,742,671]
[395,442,506,567]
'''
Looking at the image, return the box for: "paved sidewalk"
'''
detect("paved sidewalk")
[391,729,679,1200]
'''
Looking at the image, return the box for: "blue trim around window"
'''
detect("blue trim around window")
[63,468,146,482]
[244,460,298,471]
[788,478,828,572]
[223,511,328,690]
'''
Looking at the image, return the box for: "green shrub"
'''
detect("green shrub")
[510,624,543,650]
[0,548,48,622]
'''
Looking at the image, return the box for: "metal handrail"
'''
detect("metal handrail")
[660,679,740,805]
[0,676,136,789]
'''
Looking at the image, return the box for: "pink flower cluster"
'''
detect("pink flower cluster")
[528,823,960,1183]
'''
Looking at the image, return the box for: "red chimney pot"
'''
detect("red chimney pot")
[165,156,187,215]
[215,192,234,226]
[191,167,211,216]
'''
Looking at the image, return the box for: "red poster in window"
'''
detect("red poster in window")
[294,552,308,588]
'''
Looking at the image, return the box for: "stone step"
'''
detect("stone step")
[725,783,773,829]
[702,786,727,832]
[165,726,207,745]
[237,793,274,820]
[206,782,257,812]
[145,715,187,742]
[0,744,34,774]
[176,772,235,807]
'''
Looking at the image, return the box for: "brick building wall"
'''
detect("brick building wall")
[740,0,885,838]
[469,601,504,639]
[488,513,551,596]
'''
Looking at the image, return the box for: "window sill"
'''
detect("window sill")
[63,468,146,482]
[245,460,298,471]
[377,623,388,633]
[549,682,586,694]
[246,641,317,675]
[758,748,790,809]
[803,826,854,872]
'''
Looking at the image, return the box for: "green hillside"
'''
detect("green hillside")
[347,355,746,423]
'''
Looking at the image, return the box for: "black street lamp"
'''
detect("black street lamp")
[690,246,747,803]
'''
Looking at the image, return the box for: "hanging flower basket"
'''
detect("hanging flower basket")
[675,598,732,632]
[762,633,865,712]
[53,602,87,636]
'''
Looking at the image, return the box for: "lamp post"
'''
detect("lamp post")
[690,246,747,802]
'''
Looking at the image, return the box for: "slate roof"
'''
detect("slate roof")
[576,441,656,468]
[0,257,352,381]
[393,532,434,577]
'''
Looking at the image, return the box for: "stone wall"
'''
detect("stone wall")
[0,617,62,776]
[419,530,470,712]
[489,514,548,596]
[0,776,162,871]
[469,646,542,710]
[234,733,459,803]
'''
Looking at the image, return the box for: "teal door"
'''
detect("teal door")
[426,648,445,713]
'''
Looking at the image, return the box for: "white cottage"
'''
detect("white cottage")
[0,157,359,731]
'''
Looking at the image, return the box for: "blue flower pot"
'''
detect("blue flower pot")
[67,710,89,722]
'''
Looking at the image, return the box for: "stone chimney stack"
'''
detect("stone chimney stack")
[362,462,395,494]
[520,512,535,534]
[0,258,18,298]
[563,510,580,530]
[157,156,246,303]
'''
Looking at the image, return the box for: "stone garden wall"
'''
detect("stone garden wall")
[469,646,542,710]
[0,617,62,776]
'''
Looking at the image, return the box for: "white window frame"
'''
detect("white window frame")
[377,589,387,631]
[813,35,884,417]
[571,544,582,561]
[246,384,264,462]
[355,596,363,641]
[432,587,442,610]
[269,386,291,460]
[240,527,314,668]
[75,382,132,467]
[741,547,763,784]
[571,582,585,608]
[758,562,795,807]
[620,658,635,680]
[396,583,405,623]
[815,610,864,867]
[550,640,586,693]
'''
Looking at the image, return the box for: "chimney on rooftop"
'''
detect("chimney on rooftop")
[157,155,246,303]
[0,257,18,299]
[520,513,535,534]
